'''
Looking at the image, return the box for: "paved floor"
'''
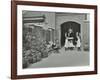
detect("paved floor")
[28,48,89,69]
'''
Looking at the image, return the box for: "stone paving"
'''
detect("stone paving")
[28,47,89,68]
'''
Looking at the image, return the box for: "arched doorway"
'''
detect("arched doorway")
[60,21,81,47]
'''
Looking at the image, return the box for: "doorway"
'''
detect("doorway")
[60,21,81,47]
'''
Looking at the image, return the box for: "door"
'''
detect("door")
[60,21,81,47]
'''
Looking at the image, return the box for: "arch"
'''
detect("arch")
[60,21,81,47]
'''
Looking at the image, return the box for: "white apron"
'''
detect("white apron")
[64,38,69,48]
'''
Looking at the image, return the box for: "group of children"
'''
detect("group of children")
[64,28,81,51]
[46,40,60,53]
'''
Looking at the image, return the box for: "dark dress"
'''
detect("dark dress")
[67,32,74,41]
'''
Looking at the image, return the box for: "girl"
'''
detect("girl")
[67,28,74,50]
[76,32,81,50]
[64,32,69,50]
